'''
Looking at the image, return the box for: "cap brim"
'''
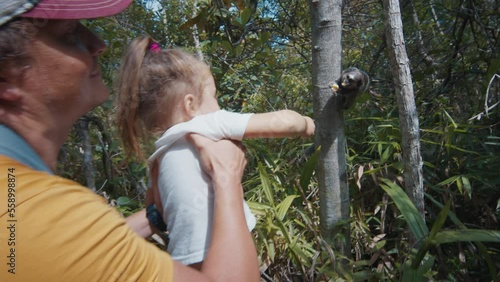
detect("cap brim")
[21,0,133,20]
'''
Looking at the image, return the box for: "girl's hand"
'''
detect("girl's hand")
[301,116,315,138]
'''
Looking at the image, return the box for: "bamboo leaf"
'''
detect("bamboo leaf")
[456,177,463,194]
[428,199,451,240]
[275,218,292,244]
[380,179,428,241]
[258,162,274,206]
[300,146,319,190]
[436,175,460,186]
[402,264,424,282]
[426,194,498,280]
[432,230,500,244]
[352,270,374,281]
[381,145,391,163]
[443,109,457,129]
[404,253,435,282]
[276,195,299,221]
[412,200,450,268]
[461,176,472,198]
[267,239,276,262]
[290,245,311,267]
[257,228,276,262]
[246,201,271,216]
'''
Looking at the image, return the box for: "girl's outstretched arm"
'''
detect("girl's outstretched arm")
[243,110,315,139]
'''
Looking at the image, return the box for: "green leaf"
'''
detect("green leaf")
[220,40,232,52]
[116,196,134,207]
[241,8,251,24]
[403,253,435,282]
[234,45,243,56]
[428,199,451,240]
[426,193,498,280]
[275,217,292,244]
[443,109,457,129]
[436,175,460,186]
[300,146,319,190]
[456,177,463,194]
[258,162,274,206]
[402,263,424,282]
[486,55,500,88]
[432,230,500,244]
[380,179,428,241]
[461,176,472,198]
[246,201,271,216]
[260,31,271,43]
[179,14,201,31]
[276,195,299,221]
[352,270,373,281]
[381,145,391,163]
[412,199,450,268]
[290,242,311,267]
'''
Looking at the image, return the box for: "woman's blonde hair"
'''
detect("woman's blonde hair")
[115,35,211,160]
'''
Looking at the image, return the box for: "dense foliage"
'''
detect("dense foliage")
[58,0,499,280]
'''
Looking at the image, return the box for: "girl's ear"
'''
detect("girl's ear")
[182,94,199,118]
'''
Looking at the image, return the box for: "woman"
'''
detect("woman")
[0,0,259,281]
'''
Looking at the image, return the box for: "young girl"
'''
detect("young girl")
[116,35,315,267]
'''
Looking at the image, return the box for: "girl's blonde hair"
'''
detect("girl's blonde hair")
[115,35,210,160]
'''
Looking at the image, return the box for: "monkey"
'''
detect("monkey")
[297,68,370,163]
[331,67,370,110]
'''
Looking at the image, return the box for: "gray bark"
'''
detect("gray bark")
[383,0,425,217]
[76,118,96,191]
[191,0,204,60]
[309,0,350,255]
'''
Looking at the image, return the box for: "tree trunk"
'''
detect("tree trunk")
[76,117,96,192]
[190,0,204,60]
[382,0,425,217]
[309,0,350,256]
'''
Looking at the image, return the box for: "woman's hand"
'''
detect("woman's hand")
[187,134,247,191]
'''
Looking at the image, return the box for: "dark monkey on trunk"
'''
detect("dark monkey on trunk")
[331,67,370,110]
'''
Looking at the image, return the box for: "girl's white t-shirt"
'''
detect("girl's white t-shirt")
[148,110,256,265]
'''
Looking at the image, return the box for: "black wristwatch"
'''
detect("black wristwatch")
[146,204,167,232]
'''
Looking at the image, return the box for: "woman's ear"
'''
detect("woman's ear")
[0,76,22,102]
[0,76,22,118]
[182,94,199,118]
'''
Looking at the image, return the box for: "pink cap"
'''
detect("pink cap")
[21,0,133,20]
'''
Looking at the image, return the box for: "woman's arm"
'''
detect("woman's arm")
[125,163,165,239]
[125,208,153,238]
[125,186,161,238]
[243,109,315,139]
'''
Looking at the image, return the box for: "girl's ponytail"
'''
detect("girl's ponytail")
[115,35,152,160]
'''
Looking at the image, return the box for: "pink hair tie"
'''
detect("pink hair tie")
[149,42,161,53]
